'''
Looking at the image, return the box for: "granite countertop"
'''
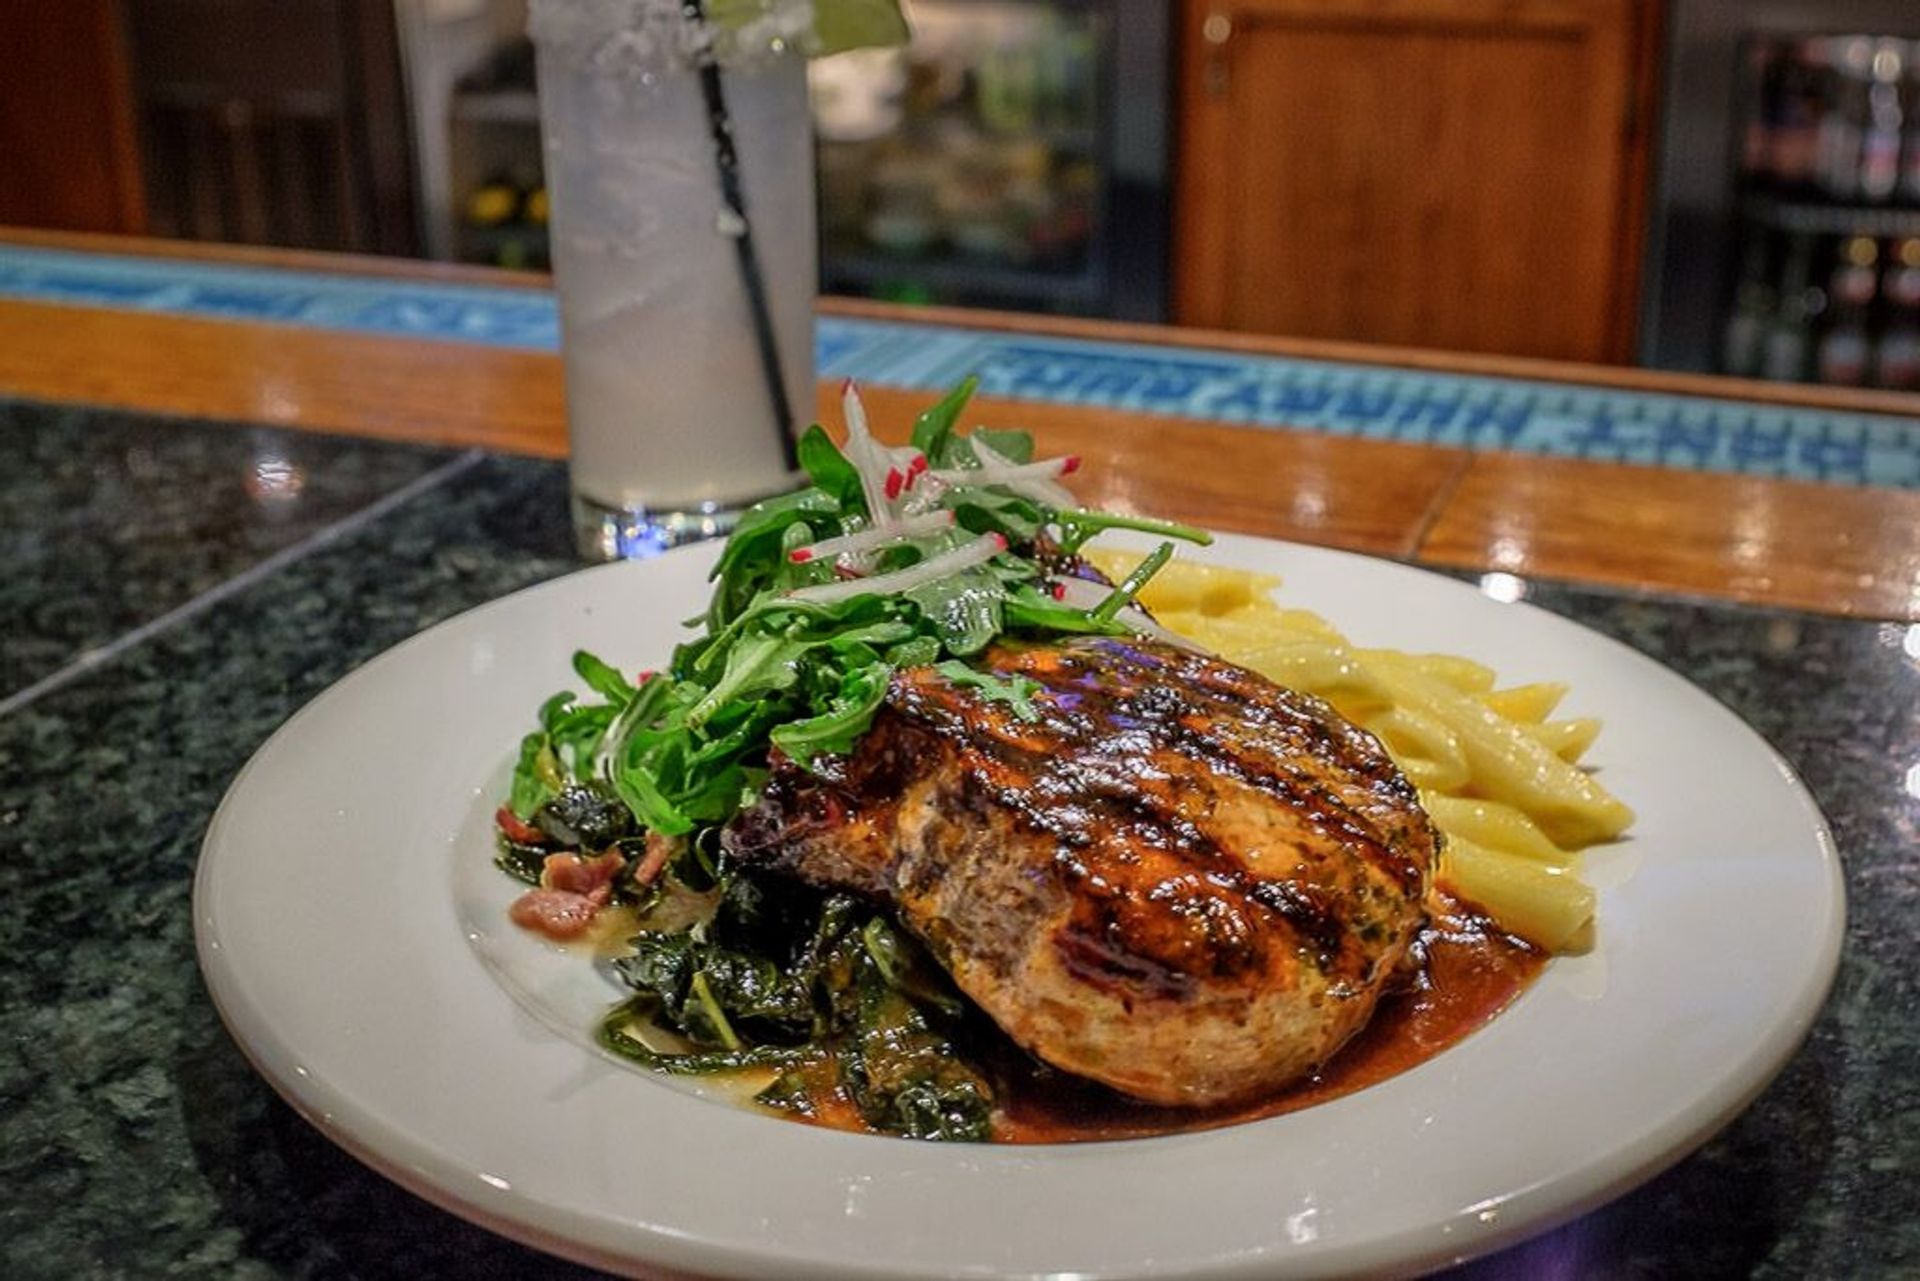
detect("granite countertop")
[2,398,1914,1279]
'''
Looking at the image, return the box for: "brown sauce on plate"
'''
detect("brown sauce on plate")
[771,894,1543,1144]
[989,896,1543,1143]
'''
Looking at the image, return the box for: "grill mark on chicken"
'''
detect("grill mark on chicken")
[1148,716,1389,843]
[1152,716,1424,897]
[725,634,1438,1107]
[936,652,1423,936]
[885,707,1358,979]
[1021,641,1425,899]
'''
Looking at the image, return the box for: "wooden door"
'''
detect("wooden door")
[1174,0,1660,363]
[0,0,147,235]
[125,0,419,256]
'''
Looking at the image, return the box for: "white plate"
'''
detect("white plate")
[194,534,1844,1280]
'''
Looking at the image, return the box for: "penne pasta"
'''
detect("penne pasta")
[1159,610,1344,655]
[1360,707,1471,793]
[1421,794,1577,870]
[1361,656,1634,849]
[1266,609,1347,644]
[1479,681,1568,724]
[1440,836,1597,952]
[1384,652,1496,694]
[1089,549,1633,952]
[1085,549,1281,617]
[1234,642,1395,716]
[1526,716,1602,763]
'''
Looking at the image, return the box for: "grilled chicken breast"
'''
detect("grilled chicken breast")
[724,636,1437,1108]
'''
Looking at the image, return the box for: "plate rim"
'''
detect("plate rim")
[193,534,1847,1280]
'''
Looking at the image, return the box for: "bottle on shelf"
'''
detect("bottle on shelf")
[1769,41,1827,197]
[1741,37,1785,188]
[1762,233,1823,381]
[1722,230,1778,378]
[1815,37,1870,201]
[1815,235,1877,385]
[1875,238,1920,390]
[1744,33,1920,210]
[1901,41,1920,206]
[1858,38,1907,204]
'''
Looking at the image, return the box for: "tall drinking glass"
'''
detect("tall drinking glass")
[529,0,816,559]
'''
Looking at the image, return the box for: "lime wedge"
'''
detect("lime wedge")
[811,0,910,55]
[703,0,908,58]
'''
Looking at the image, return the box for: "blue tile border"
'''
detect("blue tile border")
[0,246,563,349]
[819,325,1920,489]
[4,243,1918,489]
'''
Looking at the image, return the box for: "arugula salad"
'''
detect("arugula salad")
[493,379,1207,1141]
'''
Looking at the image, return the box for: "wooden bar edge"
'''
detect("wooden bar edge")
[1,235,1917,621]
[9,226,1920,421]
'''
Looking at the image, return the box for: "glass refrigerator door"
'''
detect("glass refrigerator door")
[810,0,1132,316]
[1639,0,1920,375]
[1717,32,1920,390]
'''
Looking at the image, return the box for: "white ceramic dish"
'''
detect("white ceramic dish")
[194,533,1844,1280]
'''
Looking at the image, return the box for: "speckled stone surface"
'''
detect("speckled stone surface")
[1,451,581,1280]
[0,398,458,698]
[1,418,1914,1280]
[1432,582,1919,1280]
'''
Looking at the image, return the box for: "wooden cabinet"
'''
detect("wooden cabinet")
[0,0,418,255]
[0,0,147,236]
[1174,0,1661,363]
[126,0,419,255]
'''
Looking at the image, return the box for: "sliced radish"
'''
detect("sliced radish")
[787,534,1009,606]
[975,436,1079,508]
[930,435,1080,509]
[1047,576,1208,653]
[839,382,895,521]
[789,510,956,563]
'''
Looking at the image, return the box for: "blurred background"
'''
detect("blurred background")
[6,0,1920,384]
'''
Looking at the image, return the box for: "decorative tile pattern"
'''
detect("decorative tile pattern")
[818,324,1920,488]
[0,246,561,349]
[4,243,1916,488]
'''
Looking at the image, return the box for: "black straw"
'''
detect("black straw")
[683,0,800,473]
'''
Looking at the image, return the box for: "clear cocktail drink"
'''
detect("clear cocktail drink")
[531,0,816,558]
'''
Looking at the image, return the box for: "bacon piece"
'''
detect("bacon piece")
[495,806,547,846]
[509,888,602,939]
[540,849,623,896]
[509,850,625,940]
[632,831,682,890]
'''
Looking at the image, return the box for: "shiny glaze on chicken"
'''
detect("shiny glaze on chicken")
[724,636,1437,1107]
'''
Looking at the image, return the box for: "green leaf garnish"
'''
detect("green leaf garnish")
[808,0,911,57]
[1054,510,1213,555]
[1092,541,1176,623]
[909,374,978,463]
[796,423,863,508]
[572,651,634,705]
[932,660,1045,721]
